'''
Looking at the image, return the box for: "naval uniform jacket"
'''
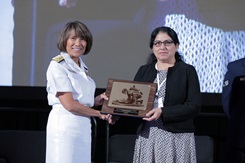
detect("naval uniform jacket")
[134,60,201,133]
[222,58,245,149]
[222,57,245,119]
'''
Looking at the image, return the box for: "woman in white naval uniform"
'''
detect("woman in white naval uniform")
[46,21,114,163]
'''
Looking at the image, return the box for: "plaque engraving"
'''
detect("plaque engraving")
[101,79,157,118]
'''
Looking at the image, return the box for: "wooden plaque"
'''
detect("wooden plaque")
[101,79,157,118]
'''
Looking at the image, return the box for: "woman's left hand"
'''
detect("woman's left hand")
[143,108,162,121]
[94,92,108,106]
[105,114,119,125]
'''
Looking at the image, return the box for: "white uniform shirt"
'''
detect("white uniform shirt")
[46,52,96,107]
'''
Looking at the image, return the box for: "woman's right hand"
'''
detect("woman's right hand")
[143,107,162,121]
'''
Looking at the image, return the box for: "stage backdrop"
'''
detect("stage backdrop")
[1,0,245,93]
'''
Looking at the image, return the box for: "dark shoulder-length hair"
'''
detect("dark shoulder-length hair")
[57,21,93,55]
[147,26,182,64]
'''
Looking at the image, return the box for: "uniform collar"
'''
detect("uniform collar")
[60,52,89,72]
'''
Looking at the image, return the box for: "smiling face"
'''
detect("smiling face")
[57,21,93,56]
[152,32,179,64]
[66,30,87,59]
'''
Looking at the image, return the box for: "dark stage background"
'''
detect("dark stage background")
[0,86,226,163]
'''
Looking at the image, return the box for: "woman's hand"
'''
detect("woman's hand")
[94,92,108,106]
[143,108,162,121]
[105,114,118,125]
[109,115,120,125]
[99,114,119,125]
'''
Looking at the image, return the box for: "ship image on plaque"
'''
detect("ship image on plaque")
[101,79,157,118]
[109,83,148,110]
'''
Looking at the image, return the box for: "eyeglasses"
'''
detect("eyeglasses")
[153,40,174,47]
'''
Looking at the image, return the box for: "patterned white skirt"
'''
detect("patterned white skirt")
[133,119,196,163]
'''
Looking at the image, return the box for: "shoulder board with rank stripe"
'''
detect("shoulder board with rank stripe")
[52,55,64,63]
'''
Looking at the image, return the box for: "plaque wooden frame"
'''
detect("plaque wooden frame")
[101,79,157,118]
